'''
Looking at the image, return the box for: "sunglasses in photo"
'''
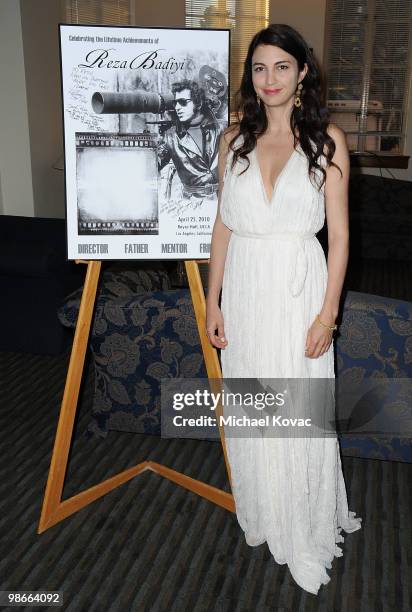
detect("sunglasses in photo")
[172,98,193,107]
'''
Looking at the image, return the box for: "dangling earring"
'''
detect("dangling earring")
[294,82,303,108]
[256,93,262,109]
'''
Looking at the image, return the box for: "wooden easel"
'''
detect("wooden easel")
[38,259,235,533]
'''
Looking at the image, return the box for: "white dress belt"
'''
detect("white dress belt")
[231,230,317,297]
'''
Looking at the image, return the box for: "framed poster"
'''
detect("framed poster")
[59,24,230,260]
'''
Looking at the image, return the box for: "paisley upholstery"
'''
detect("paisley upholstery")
[58,262,207,439]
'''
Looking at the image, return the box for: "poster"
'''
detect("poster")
[59,24,230,260]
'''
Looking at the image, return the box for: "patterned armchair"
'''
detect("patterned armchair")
[336,291,412,462]
[58,262,207,439]
[59,266,412,462]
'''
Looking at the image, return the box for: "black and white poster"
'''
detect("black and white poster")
[59,24,230,260]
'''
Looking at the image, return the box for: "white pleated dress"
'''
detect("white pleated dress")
[219,136,362,595]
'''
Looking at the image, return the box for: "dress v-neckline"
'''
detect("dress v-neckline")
[254,144,298,205]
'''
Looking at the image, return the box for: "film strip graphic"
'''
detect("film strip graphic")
[79,220,157,233]
[75,132,158,149]
[76,132,159,235]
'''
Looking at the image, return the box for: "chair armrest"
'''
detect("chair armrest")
[337,290,412,378]
[336,290,412,462]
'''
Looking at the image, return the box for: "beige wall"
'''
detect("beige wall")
[132,0,185,27]
[0,172,3,215]
[0,0,34,216]
[269,0,327,63]
[0,0,410,218]
[20,0,65,218]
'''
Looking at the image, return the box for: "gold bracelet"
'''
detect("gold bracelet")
[316,314,338,331]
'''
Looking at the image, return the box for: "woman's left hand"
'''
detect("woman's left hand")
[304,315,334,358]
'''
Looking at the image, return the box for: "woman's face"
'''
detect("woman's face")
[251,44,307,108]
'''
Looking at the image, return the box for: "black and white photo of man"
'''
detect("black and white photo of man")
[157,79,222,202]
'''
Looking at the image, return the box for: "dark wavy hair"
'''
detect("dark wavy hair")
[228,24,342,190]
[172,79,206,113]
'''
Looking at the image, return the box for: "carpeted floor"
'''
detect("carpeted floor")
[0,349,411,612]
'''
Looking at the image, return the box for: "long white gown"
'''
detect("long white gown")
[219,135,362,595]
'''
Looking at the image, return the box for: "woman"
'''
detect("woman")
[206,24,362,595]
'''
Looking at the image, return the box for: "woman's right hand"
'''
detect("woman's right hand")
[205,300,228,349]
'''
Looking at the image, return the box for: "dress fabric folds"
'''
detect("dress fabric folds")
[219,136,362,595]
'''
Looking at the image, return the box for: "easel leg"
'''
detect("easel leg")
[38,259,234,534]
[39,260,100,530]
[184,260,233,489]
